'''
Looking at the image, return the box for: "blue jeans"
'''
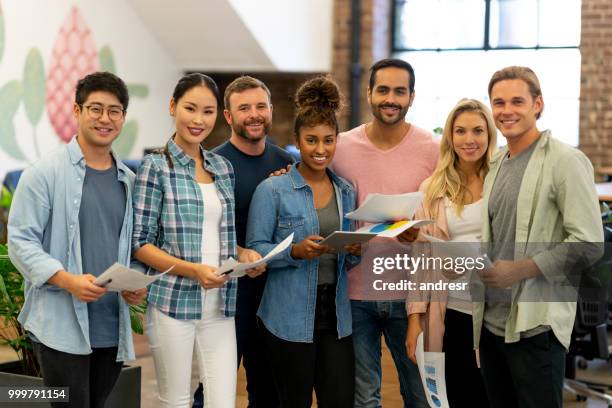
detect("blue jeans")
[351,300,427,408]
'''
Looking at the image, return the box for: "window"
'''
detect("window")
[392,0,581,146]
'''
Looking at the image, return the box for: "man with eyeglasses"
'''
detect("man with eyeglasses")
[8,72,147,408]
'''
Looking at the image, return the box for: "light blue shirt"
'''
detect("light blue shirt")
[8,137,135,361]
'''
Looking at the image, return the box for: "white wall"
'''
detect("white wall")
[127,0,333,73]
[228,0,333,72]
[0,0,181,180]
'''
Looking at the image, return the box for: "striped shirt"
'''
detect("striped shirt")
[132,137,237,319]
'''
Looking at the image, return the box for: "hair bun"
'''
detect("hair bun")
[295,76,342,114]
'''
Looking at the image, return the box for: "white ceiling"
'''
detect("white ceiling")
[126,0,275,72]
[125,0,333,73]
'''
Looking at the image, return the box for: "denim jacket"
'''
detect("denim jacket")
[8,137,135,361]
[246,164,356,342]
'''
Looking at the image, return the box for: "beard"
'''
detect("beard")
[371,102,409,125]
[232,117,271,143]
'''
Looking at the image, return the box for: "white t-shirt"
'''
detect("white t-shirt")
[445,198,482,315]
[199,182,222,312]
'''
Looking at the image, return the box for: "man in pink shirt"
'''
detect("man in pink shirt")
[332,58,438,407]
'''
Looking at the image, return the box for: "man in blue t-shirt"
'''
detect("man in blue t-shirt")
[8,72,147,408]
[192,76,294,408]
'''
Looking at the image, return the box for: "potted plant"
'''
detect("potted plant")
[0,188,144,407]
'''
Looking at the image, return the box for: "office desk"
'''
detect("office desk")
[595,182,612,201]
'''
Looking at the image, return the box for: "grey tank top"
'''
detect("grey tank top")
[316,193,339,286]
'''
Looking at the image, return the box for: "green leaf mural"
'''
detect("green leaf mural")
[0,2,5,63]
[0,120,26,161]
[113,120,138,157]
[0,81,26,161]
[127,84,149,98]
[22,48,46,126]
[99,45,116,74]
[0,80,22,120]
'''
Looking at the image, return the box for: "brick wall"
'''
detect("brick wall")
[331,0,392,130]
[200,72,321,150]
[331,0,612,174]
[579,0,612,175]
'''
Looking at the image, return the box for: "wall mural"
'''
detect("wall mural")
[0,4,149,163]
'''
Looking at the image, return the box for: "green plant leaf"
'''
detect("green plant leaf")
[22,48,46,126]
[0,273,11,307]
[0,186,12,209]
[129,302,146,334]
[113,120,138,157]
[0,3,5,63]
[127,84,149,99]
[99,45,116,74]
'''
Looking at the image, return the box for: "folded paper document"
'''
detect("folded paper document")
[94,263,173,292]
[416,332,450,408]
[346,192,424,223]
[217,233,294,278]
[320,220,434,249]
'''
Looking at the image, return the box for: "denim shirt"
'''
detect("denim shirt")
[246,164,356,342]
[8,137,135,361]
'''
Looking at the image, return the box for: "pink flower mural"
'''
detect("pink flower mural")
[46,6,99,143]
[0,3,148,162]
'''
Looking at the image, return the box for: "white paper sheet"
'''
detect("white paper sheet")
[319,220,434,250]
[94,263,172,292]
[346,192,424,222]
[416,332,450,408]
[217,233,294,278]
[319,231,377,249]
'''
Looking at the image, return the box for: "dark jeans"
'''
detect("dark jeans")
[33,342,122,408]
[443,309,489,407]
[193,275,278,408]
[261,324,355,408]
[479,327,565,408]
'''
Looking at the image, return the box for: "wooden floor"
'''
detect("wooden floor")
[135,333,404,407]
[132,334,612,408]
[0,334,609,407]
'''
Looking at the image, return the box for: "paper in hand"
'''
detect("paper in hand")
[94,263,173,292]
[416,332,450,408]
[346,192,424,223]
[217,233,294,278]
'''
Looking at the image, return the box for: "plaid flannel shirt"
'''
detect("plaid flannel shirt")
[132,138,237,319]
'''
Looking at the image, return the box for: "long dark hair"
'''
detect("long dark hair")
[160,73,220,168]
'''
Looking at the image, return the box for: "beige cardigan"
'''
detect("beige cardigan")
[406,180,451,352]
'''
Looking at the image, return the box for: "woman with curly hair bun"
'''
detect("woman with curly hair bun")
[246,76,358,408]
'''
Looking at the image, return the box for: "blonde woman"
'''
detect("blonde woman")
[405,99,497,407]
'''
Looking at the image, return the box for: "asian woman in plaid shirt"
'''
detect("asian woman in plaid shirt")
[132,73,265,408]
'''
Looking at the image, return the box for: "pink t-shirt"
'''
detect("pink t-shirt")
[332,123,439,299]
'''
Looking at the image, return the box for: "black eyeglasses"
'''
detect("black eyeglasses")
[79,104,125,121]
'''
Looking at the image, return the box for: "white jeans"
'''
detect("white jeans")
[146,289,237,408]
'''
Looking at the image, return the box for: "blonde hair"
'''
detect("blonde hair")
[424,99,497,217]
